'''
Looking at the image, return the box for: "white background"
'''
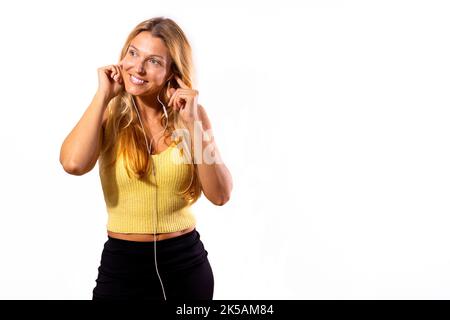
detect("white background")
[0,0,449,299]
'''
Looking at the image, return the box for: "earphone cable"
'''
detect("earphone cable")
[131,92,169,301]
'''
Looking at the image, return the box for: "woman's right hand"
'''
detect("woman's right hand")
[97,64,124,102]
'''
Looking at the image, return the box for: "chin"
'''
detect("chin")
[125,85,152,96]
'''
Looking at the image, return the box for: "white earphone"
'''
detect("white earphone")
[131,80,170,301]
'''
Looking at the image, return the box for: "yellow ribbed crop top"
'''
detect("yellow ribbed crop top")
[98,141,197,234]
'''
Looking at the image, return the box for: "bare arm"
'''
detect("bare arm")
[59,92,109,175]
[59,64,124,175]
[188,105,233,206]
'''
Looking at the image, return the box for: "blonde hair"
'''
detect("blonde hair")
[100,17,201,204]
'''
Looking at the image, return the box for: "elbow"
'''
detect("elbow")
[203,172,234,206]
[214,179,233,206]
[212,194,230,206]
[210,186,232,206]
[60,158,87,176]
[204,190,231,206]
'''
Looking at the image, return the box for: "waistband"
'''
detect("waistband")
[106,228,198,248]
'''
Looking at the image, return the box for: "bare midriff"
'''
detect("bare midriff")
[107,226,195,242]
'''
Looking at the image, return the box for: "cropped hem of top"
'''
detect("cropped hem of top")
[99,137,199,234]
[107,210,197,234]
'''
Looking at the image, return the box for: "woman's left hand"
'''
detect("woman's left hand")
[168,76,200,128]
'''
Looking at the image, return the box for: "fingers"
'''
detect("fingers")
[110,65,123,84]
[168,77,189,108]
[176,94,189,110]
[169,91,187,111]
[175,75,188,89]
[116,64,123,84]
[167,88,176,104]
[168,89,178,109]
[114,65,122,83]
[112,65,118,79]
[102,65,114,79]
[169,91,190,111]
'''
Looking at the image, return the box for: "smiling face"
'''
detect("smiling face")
[121,31,172,97]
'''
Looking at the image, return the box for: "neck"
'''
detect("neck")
[134,93,163,121]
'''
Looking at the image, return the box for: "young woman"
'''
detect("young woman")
[59,17,233,301]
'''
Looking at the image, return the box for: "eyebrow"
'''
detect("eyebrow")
[129,45,165,60]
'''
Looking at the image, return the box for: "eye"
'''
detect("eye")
[129,50,136,56]
[149,58,160,65]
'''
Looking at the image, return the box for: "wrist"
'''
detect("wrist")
[94,91,111,106]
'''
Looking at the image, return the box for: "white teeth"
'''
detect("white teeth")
[130,75,146,84]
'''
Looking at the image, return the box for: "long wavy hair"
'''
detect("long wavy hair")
[100,17,201,204]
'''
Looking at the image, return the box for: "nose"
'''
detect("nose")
[135,60,146,75]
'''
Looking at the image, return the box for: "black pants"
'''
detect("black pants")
[92,228,214,301]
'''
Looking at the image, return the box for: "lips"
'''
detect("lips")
[130,74,148,85]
